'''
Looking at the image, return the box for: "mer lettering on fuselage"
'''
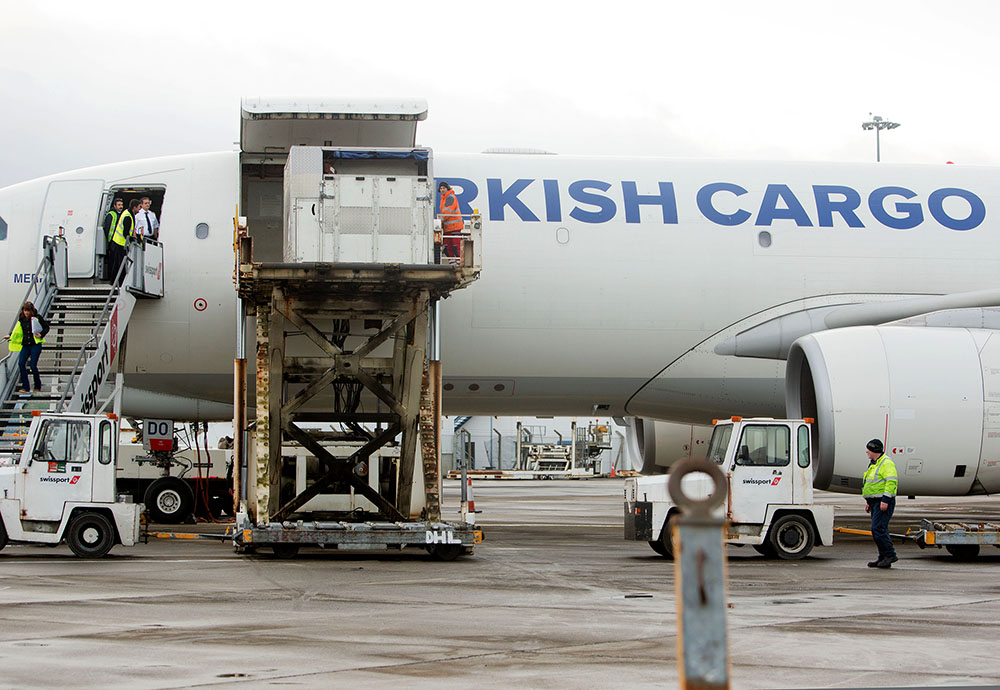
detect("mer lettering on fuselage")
[439,178,987,231]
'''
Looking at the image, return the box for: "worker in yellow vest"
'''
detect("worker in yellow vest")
[5,301,47,394]
[107,199,138,284]
[103,198,124,281]
[863,438,899,568]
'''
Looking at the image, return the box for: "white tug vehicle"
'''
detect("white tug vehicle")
[0,412,142,557]
[624,417,834,560]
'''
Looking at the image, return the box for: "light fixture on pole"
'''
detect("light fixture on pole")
[861,113,900,162]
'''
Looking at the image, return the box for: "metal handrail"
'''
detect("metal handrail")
[0,236,61,396]
[56,254,133,410]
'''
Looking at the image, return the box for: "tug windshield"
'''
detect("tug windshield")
[706,425,733,465]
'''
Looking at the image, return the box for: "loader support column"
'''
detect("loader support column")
[253,300,278,525]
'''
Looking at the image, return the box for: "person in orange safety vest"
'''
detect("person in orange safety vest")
[438,181,464,258]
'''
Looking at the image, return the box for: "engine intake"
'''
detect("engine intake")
[786,326,1000,496]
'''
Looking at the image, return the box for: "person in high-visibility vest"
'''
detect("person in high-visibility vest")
[107,199,138,284]
[863,438,899,568]
[438,181,464,258]
[103,198,124,281]
[4,301,47,394]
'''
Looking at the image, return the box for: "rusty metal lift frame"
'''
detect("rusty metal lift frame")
[232,223,482,557]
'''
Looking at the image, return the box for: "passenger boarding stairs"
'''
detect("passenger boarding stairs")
[0,238,137,455]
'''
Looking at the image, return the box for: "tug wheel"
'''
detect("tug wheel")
[66,512,116,558]
[767,515,815,560]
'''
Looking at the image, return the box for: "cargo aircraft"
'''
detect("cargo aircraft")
[0,98,997,497]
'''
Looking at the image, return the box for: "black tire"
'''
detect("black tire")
[648,539,668,556]
[767,514,815,560]
[0,517,7,552]
[753,543,776,558]
[144,477,195,524]
[66,512,116,558]
[653,513,678,559]
[271,544,300,559]
[428,544,464,561]
[945,544,980,560]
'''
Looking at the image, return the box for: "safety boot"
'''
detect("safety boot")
[876,554,898,568]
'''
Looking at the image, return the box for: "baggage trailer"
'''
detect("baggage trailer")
[912,520,1000,560]
[625,416,833,560]
[238,520,483,560]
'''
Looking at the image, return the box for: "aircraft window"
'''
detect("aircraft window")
[0,215,7,241]
[706,425,733,464]
[797,425,810,468]
[758,231,772,248]
[195,222,209,239]
[736,425,790,467]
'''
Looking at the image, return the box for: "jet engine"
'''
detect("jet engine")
[622,418,714,474]
[786,325,1000,496]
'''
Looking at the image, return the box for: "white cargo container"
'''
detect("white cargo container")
[283,145,433,264]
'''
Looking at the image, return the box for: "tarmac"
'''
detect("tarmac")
[0,480,999,689]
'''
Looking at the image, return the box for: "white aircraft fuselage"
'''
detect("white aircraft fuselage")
[0,151,996,427]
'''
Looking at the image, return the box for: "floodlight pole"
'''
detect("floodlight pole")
[861,114,901,163]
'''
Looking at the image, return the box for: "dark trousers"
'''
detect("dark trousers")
[867,496,896,560]
[18,344,42,391]
[107,243,126,284]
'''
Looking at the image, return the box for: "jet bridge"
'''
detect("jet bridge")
[233,99,482,558]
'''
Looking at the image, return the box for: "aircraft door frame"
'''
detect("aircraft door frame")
[39,179,106,279]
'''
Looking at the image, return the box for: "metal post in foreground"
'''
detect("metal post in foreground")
[668,458,730,690]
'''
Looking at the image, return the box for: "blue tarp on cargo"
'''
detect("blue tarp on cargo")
[329,150,429,160]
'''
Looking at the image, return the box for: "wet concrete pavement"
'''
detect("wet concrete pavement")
[0,480,998,688]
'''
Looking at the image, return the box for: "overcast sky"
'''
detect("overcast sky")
[1,1,996,187]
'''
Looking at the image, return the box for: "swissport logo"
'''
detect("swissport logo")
[40,475,81,485]
[742,477,781,486]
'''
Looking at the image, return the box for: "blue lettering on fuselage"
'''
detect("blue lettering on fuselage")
[12,273,35,284]
[434,178,987,232]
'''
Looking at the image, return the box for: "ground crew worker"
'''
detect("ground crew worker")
[103,198,123,281]
[5,301,46,394]
[438,181,464,258]
[107,199,138,284]
[863,438,898,568]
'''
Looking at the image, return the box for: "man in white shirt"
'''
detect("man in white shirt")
[135,196,160,240]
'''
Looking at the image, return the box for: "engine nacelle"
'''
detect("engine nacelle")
[786,326,1000,496]
[622,418,714,474]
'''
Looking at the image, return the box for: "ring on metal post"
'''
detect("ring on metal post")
[667,457,727,517]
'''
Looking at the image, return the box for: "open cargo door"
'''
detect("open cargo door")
[240,98,428,154]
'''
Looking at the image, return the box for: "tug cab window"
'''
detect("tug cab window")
[34,419,91,464]
[735,425,790,467]
[706,424,733,465]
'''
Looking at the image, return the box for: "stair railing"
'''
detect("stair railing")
[0,235,66,402]
[56,254,134,410]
